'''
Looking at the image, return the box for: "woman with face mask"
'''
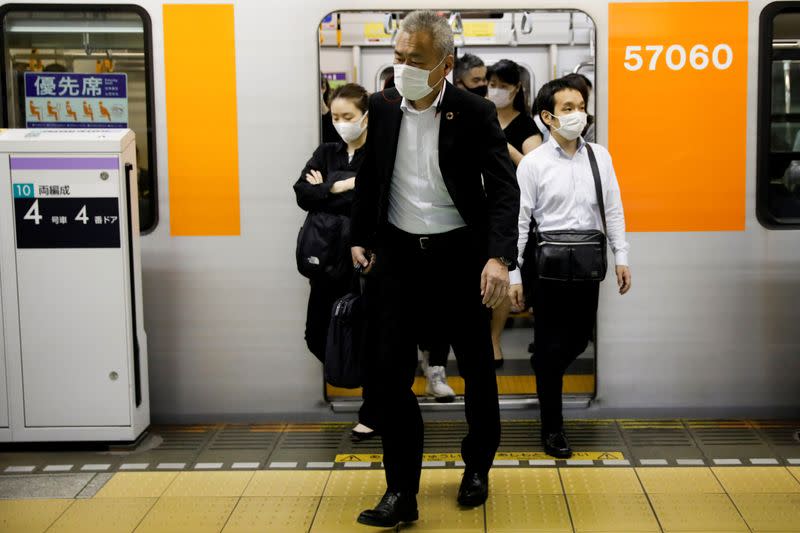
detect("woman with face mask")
[294,83,378,441]
[487,60,543,169]
[485,60,543,367]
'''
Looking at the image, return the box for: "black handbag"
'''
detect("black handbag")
[521,144,608,283]
[324,268,368,388]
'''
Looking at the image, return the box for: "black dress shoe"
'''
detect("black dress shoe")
[457,471,489,507]
[494,357,504,369]
[357,491,418,527]
[542,431,573,459]
[351,427,379,441]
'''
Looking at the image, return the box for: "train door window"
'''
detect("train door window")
[0,5,158,233]
[758,5,800,227]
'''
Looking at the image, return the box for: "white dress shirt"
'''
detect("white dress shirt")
[388,84,466,234]
[509,135,630,285]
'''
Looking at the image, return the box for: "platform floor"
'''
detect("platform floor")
[1,419,799,532]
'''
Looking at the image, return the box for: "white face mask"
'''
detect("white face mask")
[393,54,446,101]
[333,113,367,143]
[549,110,587,141]
[487,87,513,109]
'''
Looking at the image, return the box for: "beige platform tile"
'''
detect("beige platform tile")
[712,467,800,494]
[419,468,464,499]
[245,470,330,498]
[48,497,156,533]
[561,467,643,494]
[310,495,396,533]
[788,467,800,484]
[730,493,800,531]
[487,493,572,532]
[323,470,386,497]
[94,472,179,499]
[222,496,320,533]
[636,467,724,494]
[163,471,255,497]
[0,499,73,533]
[489,468,562,495]
[134,496,238,533]
[649,493,748,532]
[567,493,660,532]
[408,493,485,532]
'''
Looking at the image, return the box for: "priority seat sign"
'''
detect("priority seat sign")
[11,156,122,248]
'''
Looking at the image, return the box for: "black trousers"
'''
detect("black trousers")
[372,225,500,493]
[531,279,599,435]
[305,277,380,429]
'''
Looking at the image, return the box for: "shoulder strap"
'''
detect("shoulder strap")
[585,144,607,236]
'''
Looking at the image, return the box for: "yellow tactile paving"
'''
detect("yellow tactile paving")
[134,496,238,533]
[323,470,386,497]
[567,493,661,532]
[411,493,485,532]
[648,493,748,532]
[244,470,330,497]
[162,471,255,497]
[46,497,156,533]
[94,472,179,499]
[560,467,644,494]
[712,466,800,493]
[419,468,464,498]
[788,466,800,484]
[310,495,396,533]
[0,499,73,533]
[486,493,572,532]
[490,468,563,495]
[729,493,800,532]
[222,496,320,533]
[635,467,724,494]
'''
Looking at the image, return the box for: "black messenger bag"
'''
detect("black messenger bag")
[521,144,608,283]
[324,268,368,389]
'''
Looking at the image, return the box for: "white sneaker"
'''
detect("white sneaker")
[425,366,455,402]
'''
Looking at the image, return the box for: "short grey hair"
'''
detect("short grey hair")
[454,53,485,83]
[400,10,455,59]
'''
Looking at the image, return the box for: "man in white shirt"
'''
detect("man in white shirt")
[509,78,632,459]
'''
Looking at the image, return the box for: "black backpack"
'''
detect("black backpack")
[296,212,351,281]
[324,272,368,388]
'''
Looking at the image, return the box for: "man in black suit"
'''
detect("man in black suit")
[350,10,519,528]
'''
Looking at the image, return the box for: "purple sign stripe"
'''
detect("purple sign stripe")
[10,157,118,170]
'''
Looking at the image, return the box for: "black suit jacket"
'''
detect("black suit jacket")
[351,82,520,265]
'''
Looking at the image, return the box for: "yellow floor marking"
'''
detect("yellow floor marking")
[560,467,644,494]
[788,466,800,484]
[244,470,330,498]
[566,493,660,532]
[46,497,156,533]
[134,496,238,533]
[327,374,595,397]
[489,468,563,495]
[162,471,255,497]
[408,492,485,532]
[635,467,724,494]
[94,472,179,499]
[729,493,800,531]
[222,496,320,533]
[323,470,387,497]
[0,499,73,533]
[334,451,623,463]
[419,468,464,498]
[711,466,800,493]
[310,495,395,533]
[486,493,572,532]
[649,493,749,532]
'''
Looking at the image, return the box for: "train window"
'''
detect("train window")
[0,5,158,233]
[758,6,800,227]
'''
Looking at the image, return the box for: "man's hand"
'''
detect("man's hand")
[509,283,525,311]
[305,169,324,185]
[481,258,510,309]
[616,265,632,295]
[351,246,375,273]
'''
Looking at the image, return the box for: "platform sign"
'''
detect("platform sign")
[323,72,347,89]
[24,73,128,129]
[609,2,748,231]
[11,156,121,248]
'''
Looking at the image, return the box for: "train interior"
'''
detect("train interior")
[0,6,799,533]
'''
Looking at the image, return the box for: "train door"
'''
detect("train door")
[318,10,599,410]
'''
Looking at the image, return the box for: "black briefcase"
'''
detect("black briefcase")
[324,270,367,389]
